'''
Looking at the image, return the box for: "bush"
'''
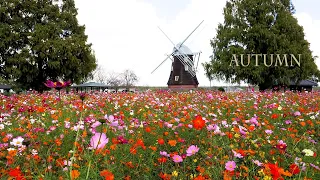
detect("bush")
[218,87,225,92]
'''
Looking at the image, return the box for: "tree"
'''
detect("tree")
[203,0,320,91]
[106,72,123,91]
[203,62,214,87]
[92,64,107,84]
[0,0,97,92]
[121,69,138,88]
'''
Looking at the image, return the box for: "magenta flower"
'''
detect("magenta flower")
[90,133,109,149]
[117,136,128,144]
[225,161,236,171]
[186,145,200,156]
[172,155,183,163]
[44,80,71,89]
[44,80,55,88]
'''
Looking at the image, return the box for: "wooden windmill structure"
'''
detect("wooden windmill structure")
[151,20,203,89]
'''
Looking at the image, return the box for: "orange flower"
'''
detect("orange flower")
[193,175,206,180]
[196,165,205,173]
[70,170,80,180]
[192,115,205,130]
[100,170,114,180]
[159,172,171,180]
[168,140,177,147]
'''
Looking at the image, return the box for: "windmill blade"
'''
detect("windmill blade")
[178,20,204,49]
[196,51,201,70]
[158,26,176,47]
[151,55,171,74]
[175,55,195,77]
[158,26,194,67]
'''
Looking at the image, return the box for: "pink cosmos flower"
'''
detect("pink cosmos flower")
[232,150,243,158]
[294,111,301,116]
[225,161,236,171]
[207,124,215,131]
[285,120,292,124]
[90,133,109,149]
[186,145,200,156]
[265,129,273,134]
[91,121,101,128]
[252,159,263,166]
[172,155,183,163]
[160,151,170,157]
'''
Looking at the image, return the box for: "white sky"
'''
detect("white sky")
[75,0,320,87]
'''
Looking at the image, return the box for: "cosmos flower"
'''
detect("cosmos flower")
[302,149,314,156]
[10,136,24,147]
[225,161,236,171]
[44,80,71,89]
[192,115,205,130]
[265,129,273,134]
[160,151,170,157]
[186,145,200,156]
[294,111,301,116]
[172,155,183,163]
[90,133,109,149]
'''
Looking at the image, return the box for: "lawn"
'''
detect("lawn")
[0,90,319,179]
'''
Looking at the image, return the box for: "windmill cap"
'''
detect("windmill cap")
[173,43,193,55]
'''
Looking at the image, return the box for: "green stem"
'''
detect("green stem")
[85,160,91,180]
[69,104,83,179]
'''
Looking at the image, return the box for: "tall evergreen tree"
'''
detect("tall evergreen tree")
[204,0,320,90]
[0,0,97,91]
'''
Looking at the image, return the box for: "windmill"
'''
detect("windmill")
[151,20,204,89]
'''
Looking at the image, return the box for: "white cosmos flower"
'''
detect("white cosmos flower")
[302,149,314,156]
[10,136,24,147]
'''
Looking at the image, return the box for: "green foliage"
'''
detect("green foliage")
[203,62,214,87]
[218,87,225,92]
[204,0,320,90]
[0,0,97,92]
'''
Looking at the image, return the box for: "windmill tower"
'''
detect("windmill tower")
[151,20,203,89]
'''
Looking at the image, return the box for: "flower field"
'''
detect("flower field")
[0,90,319,180]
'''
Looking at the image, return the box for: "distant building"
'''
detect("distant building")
[0,84,12,93]
[71,82,109,92]
[289,79,318,92]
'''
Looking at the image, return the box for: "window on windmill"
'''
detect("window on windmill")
[175,76,179,81]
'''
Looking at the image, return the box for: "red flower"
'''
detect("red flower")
[157,157,167,163]
[158,138,165,145]
[289,164,300,175]
[8,168,25,180]
[265,163,283,180]
[192,115,205,130]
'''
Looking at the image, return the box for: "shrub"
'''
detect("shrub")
[218,87,225,92]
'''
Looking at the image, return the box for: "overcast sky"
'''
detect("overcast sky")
[74,0,320,87]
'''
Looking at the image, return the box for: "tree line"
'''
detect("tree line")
[1,0,319,92]
[92,65,139,89]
